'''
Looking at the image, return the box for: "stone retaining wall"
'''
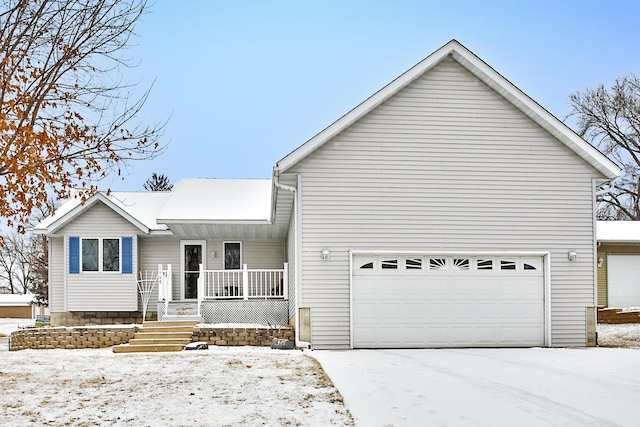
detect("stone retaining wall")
[9,325,296,350]
[10,326,136,351]
[51,311,157,326]
[193,326,295,346]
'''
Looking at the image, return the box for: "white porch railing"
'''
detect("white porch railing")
[200,263,288,301]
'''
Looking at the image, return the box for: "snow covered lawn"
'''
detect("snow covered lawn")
[0,347,353,426]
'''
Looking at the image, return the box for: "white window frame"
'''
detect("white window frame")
[80,237,121,273]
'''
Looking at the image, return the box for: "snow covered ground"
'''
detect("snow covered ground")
[0,346,353,426]
[1,319,639,426]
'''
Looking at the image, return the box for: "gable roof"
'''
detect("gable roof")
[275,39,620,179]
[34,191,172,235]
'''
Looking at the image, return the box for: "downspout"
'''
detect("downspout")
[273,168,311,349]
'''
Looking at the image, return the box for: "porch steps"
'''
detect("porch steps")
[113,320,198,353]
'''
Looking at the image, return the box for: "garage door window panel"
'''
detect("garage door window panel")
[405,258,423,270]
[381,259,398,269]
[476,259,494,270]
[429,258,446,270]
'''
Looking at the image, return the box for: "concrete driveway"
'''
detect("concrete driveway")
[312,348,640,426]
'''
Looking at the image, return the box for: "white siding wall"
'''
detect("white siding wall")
[57,202,141,311]
[288,58,603,349]
[138,237,180,304]
[286,203,297,321]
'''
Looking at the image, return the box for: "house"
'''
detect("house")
[596,221,640,308]
[35,40,620,349]
[0,293,40,319]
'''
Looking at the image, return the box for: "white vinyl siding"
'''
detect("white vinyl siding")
[288,58,603,349]
[49,237,64,312]
[58,202,140,311]
[138,237,180,305]
[286,202,297,321]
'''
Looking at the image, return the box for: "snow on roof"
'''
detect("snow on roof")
[597,221,640,242]
[35,191,172,233]
[157,178,272,222]
[0,293,35,306]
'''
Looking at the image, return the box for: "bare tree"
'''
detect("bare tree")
[0,231,34,294]
[0,0,166,232]
[143,172,173,191]
[569,74,640,220]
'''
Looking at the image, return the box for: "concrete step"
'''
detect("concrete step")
[140,325,195,333]
[129,338,192,345]
[113,343,186,353]
[143,320,199,328]
[134,332,193,340]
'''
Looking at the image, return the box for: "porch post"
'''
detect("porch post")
[165,264,172,317]
[242,263,249,300]
[197,263,204,316]
[157,264,164,301]
[283,262,289,300]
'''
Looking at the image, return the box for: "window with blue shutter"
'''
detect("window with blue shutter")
[69,236,80,274]
[122,237,133,274]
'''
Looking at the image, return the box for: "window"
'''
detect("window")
[429,258,446,270]
[453,258,470,271]
[81,239,99,272]
[500,260,517,270]
[405,258,422,270]
[224,242,241,270]
[102,239,120,272]
[381,259,398,269]
[359,262,374,269]
[69,236,131,274]
[477,259,493,270]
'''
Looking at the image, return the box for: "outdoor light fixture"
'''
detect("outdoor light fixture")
[598,257,604,268]
[568,251,578,262]
[321,249,330,260]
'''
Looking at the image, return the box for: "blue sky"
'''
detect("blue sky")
[108,0,640,191]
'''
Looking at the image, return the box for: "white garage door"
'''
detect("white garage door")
[608,255,640,307]
[352,255,545,348]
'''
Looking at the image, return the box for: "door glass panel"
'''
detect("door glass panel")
[184,245,201,299]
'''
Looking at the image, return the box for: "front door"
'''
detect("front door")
[182,241,205,300]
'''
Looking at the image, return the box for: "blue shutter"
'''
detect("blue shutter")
[122,237,133,274]
[69,236,80,274]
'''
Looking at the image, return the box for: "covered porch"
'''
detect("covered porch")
[152,263,289,325]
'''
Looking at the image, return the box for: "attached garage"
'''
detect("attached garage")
[607,255,640,307]
[352,254,546,348]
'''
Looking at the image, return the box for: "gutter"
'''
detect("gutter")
[273,168,311,349]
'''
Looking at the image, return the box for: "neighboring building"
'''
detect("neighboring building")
[35,40,620,349]
[596,221,640,308]
[0,294,39,318]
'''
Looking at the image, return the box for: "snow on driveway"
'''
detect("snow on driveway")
[313,348,640,427]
